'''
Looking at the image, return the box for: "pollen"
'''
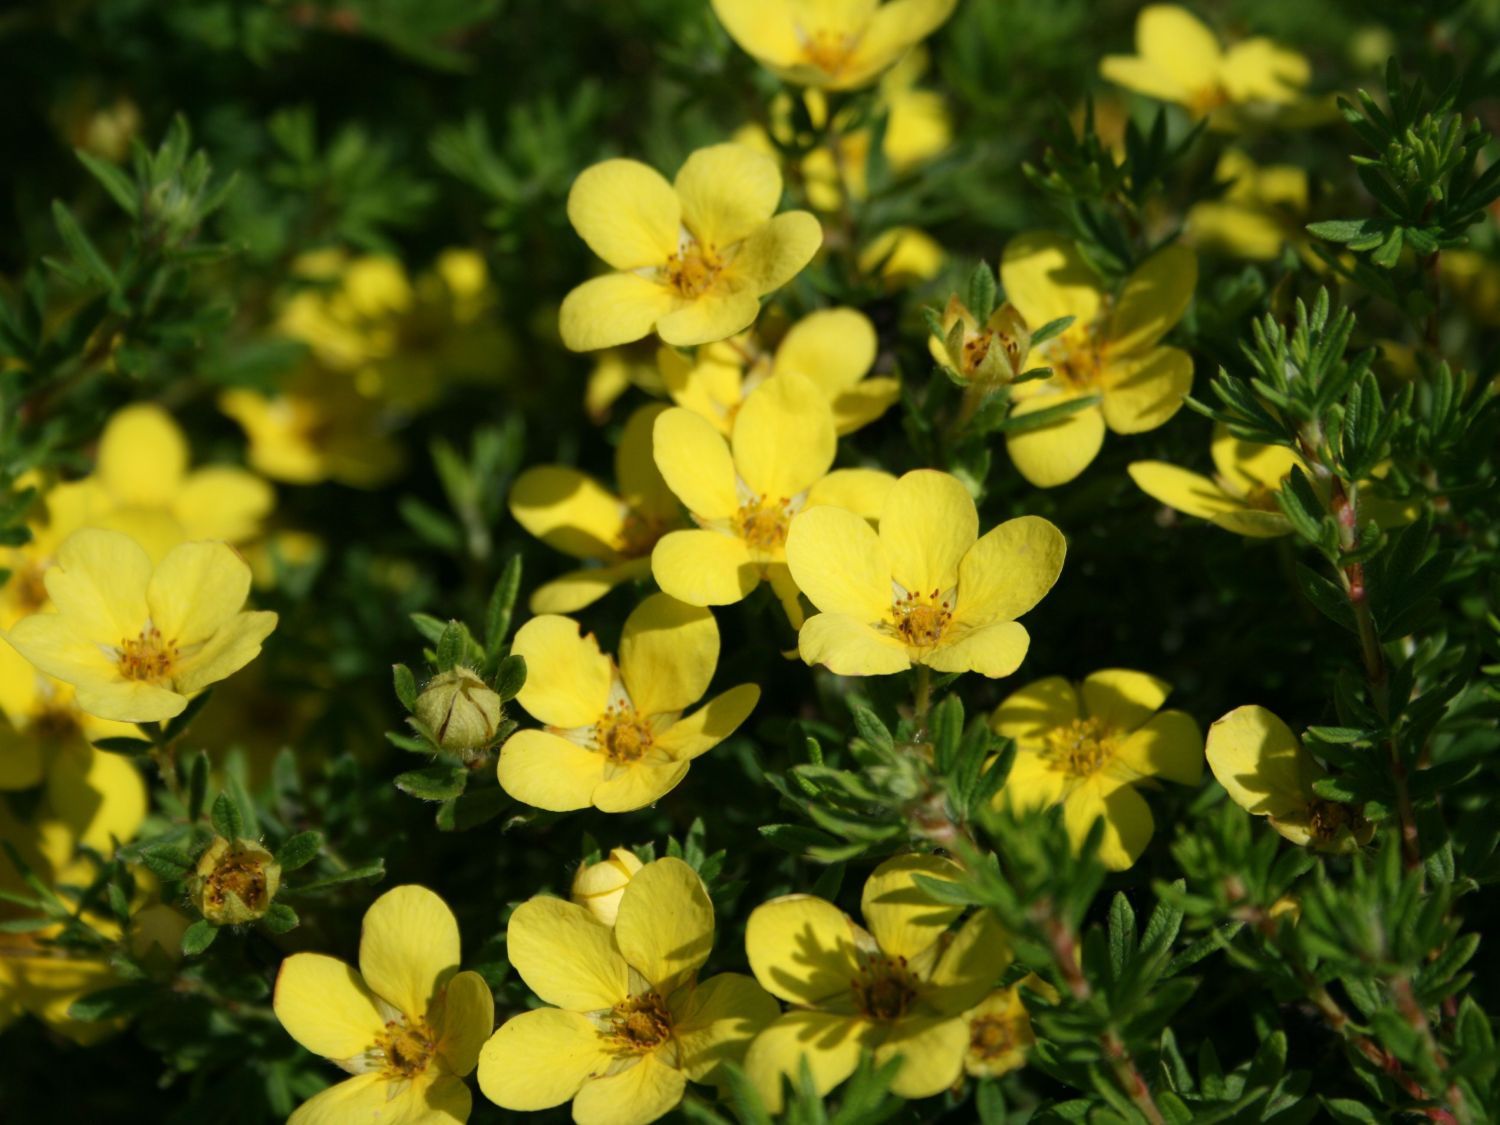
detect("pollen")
[595,704,654,764]
[1041,716,1116,779]
[663,242,724,299]
[894,589,952,647]
[117,626,178,683]
[850,955,918,1022]
[376,1018,437,1079]
[733,495,792,553]
[606,991,673,1054]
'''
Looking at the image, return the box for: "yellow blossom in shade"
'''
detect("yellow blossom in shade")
[585,345,668,422]
[1205,705,1372,852]
[992,670,1204,871]
[1188,150,1309,261]
[1100,5,1310,128]
[658,308,899,437]
[962,973,1058,1079]
[510,404,685,614]
[1000,233,1197,488]
[559,144,822,351]
[1442,249,1500,328]
[1128,424,1302,538]
[712,0,957,91]
[651,373,897,621]
[273,885,494,1125]
[220,373,405,488]
[785,469,1066,678]
[859,226,945,288]
[498,594,759,813]
[3,528,278,724]
[477,857,779,1125]
[743,853,1009,1111]
[572,847,645,926]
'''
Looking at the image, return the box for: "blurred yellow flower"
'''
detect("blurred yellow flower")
[743,853,1008,1111]
[1442,249,1500,328]
[712,0,957,91]
[860,225,945,287]
[1188,149,1309,260]
[274,885,493,1124]
[785,469,1065,678]
[0,478,96,629]
[510,404,684,614]
[962,973,1057,1079]
[560,144,821,351]
[571,847,645,926]
[498,594,759,812]
[651,374,895,620]
[1100,5,1310,128]
[1001,233,1197,488]
[1129,424,1301,537]
[477,857,778,1125]
[5,529,277,723]
[584,345,667,422]
[992,669,1204,870]
[1206,705,1371,851]
[659,307,898,436]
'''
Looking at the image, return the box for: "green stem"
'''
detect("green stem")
[912,664,932,735]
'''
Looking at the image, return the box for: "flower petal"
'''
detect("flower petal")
[286,1074,389,1125]
[652,408,740,521]
[874,1014,968,1099]
[530,559,652,615]
[655,287,762,348]
[675,144,782,248]
[1109,245,1197,355]
[1099,346,1193,434]
[991,677,1080,743]
[592,759,690,812]
[843,0,959,90]
[1079,669,1170,732]
[1221,38,1309,104]
[672,972,781,1083]
[830,377,901,434]
[653,683,760,760]
[560,274,678,352]
[880,470,976,598]
[1005,396,1106,488]
[651,530,757,606]
[1205,704,1312,819]
[615,857,714,993]
[859,853,964,961]
[785,504,890,620]
[170,609,277,695]
[926,910,1011,1016]
[709,0,800,68]
[617,594,718,715]
[568,159,681,271]
[497,729,606,812]
[173,468,273,544]
[1128,461,1242,521]
[1211,425,1302,495]
[359,885,460,1023]
[47,742,147,854]
[744,1010,870,1115]
[97,405,187,507]
[1113,710,1204,786]
[798,613,910,676]
[729,211,823,294]
[953,516,1065,628]
[998,746,1070,813]
[1135,4,1223,93]
[511,615,612,728]
[477,1007,610,1111]
[42,528,151,644]
[1211,509,1294,537]
[571,1053,687,1125]
[616,403,680,522]
[924,621,1030,678]
[437,970,494,1077]
[731,372,836,501]
[1064,779,1153,871]
[1000,232,1102,331]
[746,894,864,1006]
[803,468,897,521]
[774,308,877,396]
[146,541,252,646]
[1,623,119,713]
[507,895,631,1010]
[510,467,627,562]
[273,953,384,1060]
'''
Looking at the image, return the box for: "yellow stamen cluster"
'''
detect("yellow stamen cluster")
[1187,84,1231,118]
[1048,341,1103,392]
[615,511,668,558]
[12,562,48,615]
[117,627,177,683]
[893,590,952,648]
[733,495,792,552]
[801,28,857,75]
[29,704,80,743]
[1041,716,1116,779]
[664,243,724,298]
[595,704,654,764]
[969,1011,1021,1061]
[606,991,674,1054]
[376,1018,437,1078]
[850,955,918,1022]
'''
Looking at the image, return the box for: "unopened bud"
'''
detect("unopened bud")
[188,838,281,926]
[571,848,644,925]
[415,668,503,757]
[933,297,1031,388]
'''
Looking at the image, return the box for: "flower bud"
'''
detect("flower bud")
[415,668,503,757]
[570,848,644,925]
[931,297,1031,388]
[188,838,281,926]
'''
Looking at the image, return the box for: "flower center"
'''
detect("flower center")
[664,242,723,299]
[893,590,952,648]
[606,991,673,1054]
[1308,798,1363,843]
[851,955,918,1022]
[201,851,271,915]
[595,705,654,765]
[733,495,792,553]
[800,27,858,75]
[117,627,178,683]
[30,704,80,743]
[1047,341,1102,392]
[11,560,49,615]
[1187,83,1231,118]
[1041,717,1116,779]
[615,511,668,559]
[969,1012,1023,1060]
[375,1018,437,1079]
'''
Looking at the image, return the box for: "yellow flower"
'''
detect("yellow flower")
[560,144,822,351]
[1000,233,1197,488]
[651,374,896,620]
[859,226,945,288]
[4,528,278,723]
[274,885,494,1124]
[712,0,957,91]
[220,372,405,487]
[498,594,759,813]
[1188,149,1309,261]
[584,345,668,422]
[510,404,685,614]
[0,477,97,629]
[992,670,1204,870]
[477,857,778,1125]
[1100,5,1310,127]
[743,853,1008,1111]
[1205,705,1372,851]
[1442,249,1500,328]
[1128,424,1301,538]
[785,469,1065,678]
[572,847,645,926]
[962,973,1058,1079]
[658,307,899,436]
[929,296,1030,388]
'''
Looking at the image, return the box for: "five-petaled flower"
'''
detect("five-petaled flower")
[497,593,759,812]
[1129,424,1302,538]
[273,884,495,1124]
[559,144,821,351]
[961,973,1058,1079]
[742,853,1009,1111]
[477,857,779,1125]
[785,469,1065,677]
[4,529,278,724]
[992,669,1204,870]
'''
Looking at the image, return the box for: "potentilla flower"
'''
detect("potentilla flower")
[477,857,779,1125]
[497,593,759,812]
[510,404,685,614]
[572,847,645,926]
[1100,5,1310,128]
[651,373,896,621]
[785,469,1065,678]
[1128,424,1302,538]
[559,144,821,351]
[0,477,95,630]
[860,226,946,288]
[712,0,957,91]
[1188,149,1309,261]
[1000,233,1197,488]
[992,670,1204,870]
[743,853,1009,1111]
[962,973,1058,1079]
[658,308,899,436]
[273,885,494,1124]
[3,529,278,724]
[1205,705,1372,851]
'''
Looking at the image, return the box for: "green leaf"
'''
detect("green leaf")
[181,919,218,956]
[262,903,299,934]
[495,653,527,701]
[436,620,467,671]
[185,751,209,823]
[285,861,386,896]
[395,763,469,801]
[1305,218,1389,244]
[393,664,419,712]
[68,983,157,1021]
[484,555,523,661]
[967,260,997,322]
[210,792,244,841]
[436,785,511,832]
[163,689,215,741]
[75,148,139,216]
[92,737,154,756]
[993,393,1101,434]
[141,846,195,881]
[274,831,323,872]
[848,700,894,756]
[1029,315,1075,347]
[50,200,117,290]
